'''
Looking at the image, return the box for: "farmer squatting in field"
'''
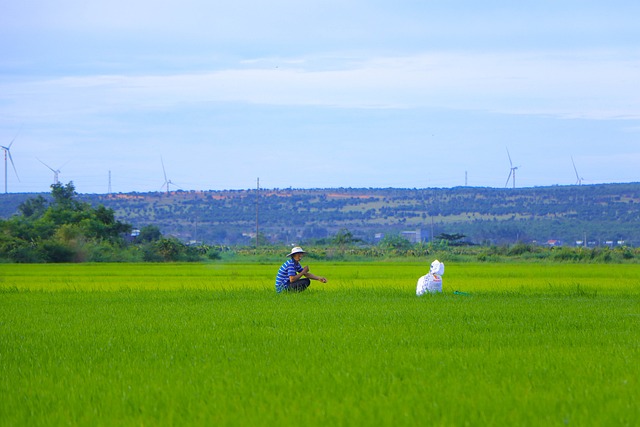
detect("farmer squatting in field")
[275,246,328,292]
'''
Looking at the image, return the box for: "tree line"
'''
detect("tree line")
[2,182,640,250]
[0,183,222,263]
[85,183,640,246]
[1,183,640,263]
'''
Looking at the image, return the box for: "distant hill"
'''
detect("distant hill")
[2,183,639,246]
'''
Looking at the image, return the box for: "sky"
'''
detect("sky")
[1,1,639,194]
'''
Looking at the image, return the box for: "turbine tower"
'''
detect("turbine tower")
[160,157,180,194]
[571,156,584,185]
[38,159,65,185]
[505,148,518,189]
[1,135,20,193]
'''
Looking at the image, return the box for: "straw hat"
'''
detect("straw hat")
[286,246,307,257]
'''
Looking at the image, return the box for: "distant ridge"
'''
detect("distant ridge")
[2,183,639,246]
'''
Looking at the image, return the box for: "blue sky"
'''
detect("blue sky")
[1,1,639,193]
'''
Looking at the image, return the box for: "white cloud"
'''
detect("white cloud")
[3,50,639,121]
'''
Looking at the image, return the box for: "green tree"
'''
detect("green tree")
[154,237,184,262]
[436,233,467,246]
[18,195,47,218]
[378,234,412,251]
[138,225,162,242]
[333,228,360,246]
[51,182,80,209]
[0,182,132,263]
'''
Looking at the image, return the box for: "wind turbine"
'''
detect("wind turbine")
[571,156,584,185]
[505,148,518,189]
[38,158,67,185]
[160,157,180,194]
[1,135,20,193]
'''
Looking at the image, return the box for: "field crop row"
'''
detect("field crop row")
[1,262,638,294]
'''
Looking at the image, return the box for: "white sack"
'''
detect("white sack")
[416,260,444,296]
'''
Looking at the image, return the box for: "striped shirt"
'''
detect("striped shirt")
[275,259,303,293]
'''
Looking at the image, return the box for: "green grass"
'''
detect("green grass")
[1,263,639,426]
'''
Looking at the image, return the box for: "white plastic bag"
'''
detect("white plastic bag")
[416,260,445,296]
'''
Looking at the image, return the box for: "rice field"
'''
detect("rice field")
[1,262,639,426]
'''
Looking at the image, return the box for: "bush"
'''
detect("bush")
[508,243,535,256]
[141,243,164,262]
[9,245,43,263]
[207,248,222,260]
[592,247,613,263]
[41,241,75,263]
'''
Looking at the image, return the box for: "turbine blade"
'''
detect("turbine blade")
[8,126,21,149]
[8,151,20,181]
[161,157,168,182]
[505,170,512,187]
[506,148,513,167]
[38,158,56,172]
[571,156,580,181]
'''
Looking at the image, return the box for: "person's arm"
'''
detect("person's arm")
[289,265,309,282]
[302,268,327,283]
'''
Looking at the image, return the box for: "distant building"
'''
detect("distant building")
[401,229,423,243]
[546,240,562,247]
